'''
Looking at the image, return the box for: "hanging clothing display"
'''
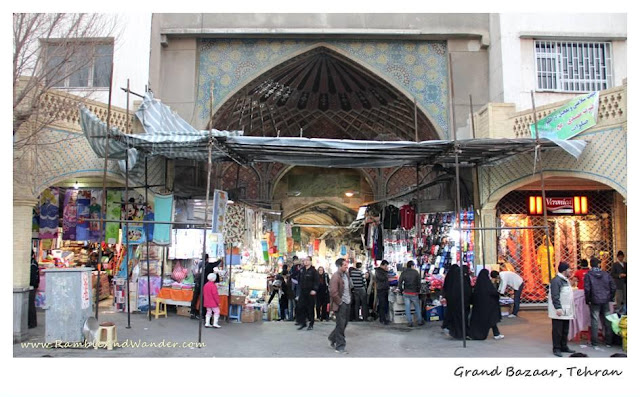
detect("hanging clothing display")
[537,235,556,284]
[105,190,122,244]
[554,219,578,267]
[39,187,59,240]
[152,194,173,245]
[400,204,415,230]
[319,239,327,257]
[75,190,91,241]
[382,205,400,230]
[62,189,78,241]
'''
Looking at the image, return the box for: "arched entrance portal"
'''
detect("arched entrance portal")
[210,46,439,141]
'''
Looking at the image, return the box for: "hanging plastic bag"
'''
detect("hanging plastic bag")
[606,313,621,335]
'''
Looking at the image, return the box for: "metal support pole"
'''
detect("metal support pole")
[469,95,486,269]
[416,164,421,249]
[449,53,467,347]
[531,91,554,287]
[414,97,419,142]
[95,61,114,319]
[227,242,232,323]
[125,80,131,329]
[145,156,151,322]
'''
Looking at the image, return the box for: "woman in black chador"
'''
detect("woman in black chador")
[442,264,471,339]
[469,269,504,340]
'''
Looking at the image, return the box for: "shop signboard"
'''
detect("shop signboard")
[530,92,599,140]
[528,196,588,215]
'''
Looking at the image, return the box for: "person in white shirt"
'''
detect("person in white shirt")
[490,270,524,318]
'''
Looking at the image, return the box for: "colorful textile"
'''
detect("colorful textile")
[292,226,301,242]
[212,189,228,233]
[32,207,39,237]
[75,190,91,241]
[62,189,78,240]
[105,191,122,244]
[278,221,287,253]
[124,199,146,245]
[223,203,245,244]
[89,190,103,241]
[39,188,59,239]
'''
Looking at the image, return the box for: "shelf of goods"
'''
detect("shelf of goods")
[418,210,474,271]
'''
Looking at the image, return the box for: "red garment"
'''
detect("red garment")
[574,269,589,290]
[203,281,220,308]
[314,239,320,252]
[400,205,415,230]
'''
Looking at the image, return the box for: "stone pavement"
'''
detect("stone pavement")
[14,303,626,358]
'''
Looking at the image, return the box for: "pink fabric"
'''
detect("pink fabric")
[568,289,615,340]
[206,307,221,316]
[203,281,220,308]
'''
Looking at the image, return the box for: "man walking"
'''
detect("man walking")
[490,269,524,318]
[329,258,352,353]
[350,262,368,321]
[297,256,319,330]
[548,262,576,357]
[584,258,616,348]
[375,260,391,325]
[397,260,423,327]
[610,250,627,309]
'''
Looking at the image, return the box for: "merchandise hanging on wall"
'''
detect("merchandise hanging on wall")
[124,198,146,245]
[554,218,578,267]
[89,190,103,241]
[152,194,173,245]
[62,189,78,241]
[105,190,122,244]
[75,190,91,241]
[39,187,59,240]
[212,189,228,233]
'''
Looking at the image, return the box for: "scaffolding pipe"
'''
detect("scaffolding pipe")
[125,79,131,329]
[448,53,467,347]
[531,91,554,291]
[145,156,151,322]
[470,94,487,269]
[95,61,114,319]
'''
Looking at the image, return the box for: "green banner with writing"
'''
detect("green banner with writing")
[530,92,599,140]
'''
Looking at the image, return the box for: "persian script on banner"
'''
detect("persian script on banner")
[530,92,599,140]
[211,190,228,233]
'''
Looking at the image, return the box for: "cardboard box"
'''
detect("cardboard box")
[241,309,255,323]
[425,305,445,322]
[254,309,262,322]
[230,295,246,305]
[176,306,191,317]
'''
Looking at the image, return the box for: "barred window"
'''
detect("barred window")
[535,40,612,93]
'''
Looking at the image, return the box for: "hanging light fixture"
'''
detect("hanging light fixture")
[344,191,358,198]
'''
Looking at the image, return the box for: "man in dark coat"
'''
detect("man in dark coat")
[374,260,391,325]
[328,258,352,353]
[28,253,39,328]
[297,256,319,330]
[610,250,627,309]
[584,259,616,347]
[397,260,423,327]
[469,269,503,340]
[190,255,220,319]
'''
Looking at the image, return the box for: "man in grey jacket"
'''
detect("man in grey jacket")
[397,260,423,327]
[329,258,352,354]
[548,262,576,357]
[584,259,616,348]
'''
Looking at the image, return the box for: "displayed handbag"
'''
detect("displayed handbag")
[171,261,188,283]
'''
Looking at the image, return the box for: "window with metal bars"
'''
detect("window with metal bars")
[534,40,612,93]
[496,190,614,304]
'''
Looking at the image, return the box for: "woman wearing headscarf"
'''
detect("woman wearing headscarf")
[469,269,504,340]
[315,266,330,321]
[442,264,471,339]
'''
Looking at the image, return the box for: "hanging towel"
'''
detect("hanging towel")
[153,194,173,245]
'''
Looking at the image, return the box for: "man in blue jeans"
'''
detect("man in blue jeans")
[397,260,423,327]
[584,259,616,348]
[491,270,524,318]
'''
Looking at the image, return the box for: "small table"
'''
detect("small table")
[568,289,614,341]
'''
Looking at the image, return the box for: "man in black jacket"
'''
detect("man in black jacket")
[297,256,319,330]
[397,260,423,327]
[375,261,391,325]
[190,255,220,319]
[584,259,616,348]
[28,253,39,329]
[610,250,627,309]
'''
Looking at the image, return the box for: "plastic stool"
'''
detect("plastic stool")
[95,322,117,350]
[228,304,242,323]
[154,298,167,319]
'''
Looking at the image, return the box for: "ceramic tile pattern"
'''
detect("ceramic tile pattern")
[197,39,450,138]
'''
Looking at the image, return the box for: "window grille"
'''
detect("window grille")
[535,40,612,93]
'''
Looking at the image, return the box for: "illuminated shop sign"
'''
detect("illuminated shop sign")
[528,196,588,215]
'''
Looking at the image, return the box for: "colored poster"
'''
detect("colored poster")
[211,190,228,233]
[124,198,146,245]
[39,187,59,239]
[62,189,78,240]
[75,190,91,241]
[105,191,122,244]
[89,191,103,241]
[530,91,599,140]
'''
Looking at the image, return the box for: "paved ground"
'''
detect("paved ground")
[14,302,626,358]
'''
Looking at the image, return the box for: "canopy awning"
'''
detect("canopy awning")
[80,93,587,169]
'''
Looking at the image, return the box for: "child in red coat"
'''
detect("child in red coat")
[204,272,221,328]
